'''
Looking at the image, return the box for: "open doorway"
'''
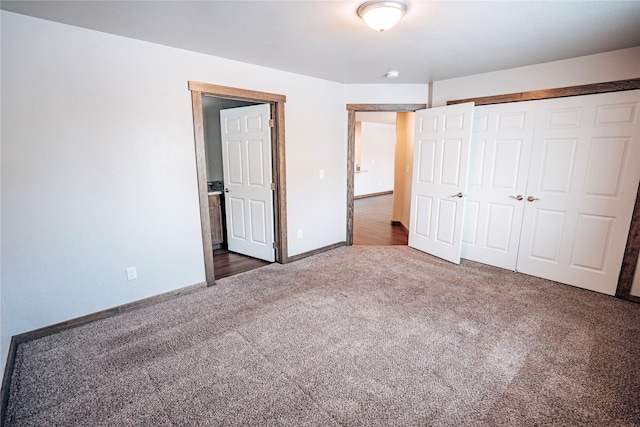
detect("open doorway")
[201,97,272,278]
[346,104,426,247]
[353,111,406,245]
[189,82,288,286]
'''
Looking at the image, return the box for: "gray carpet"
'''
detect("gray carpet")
[5,246,640,426]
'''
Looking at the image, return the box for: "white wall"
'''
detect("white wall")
[0,11,346,343]
[345,84,429,105]
[0,294,9,379]
[431,47,640,106]
[355,122,396,196]
[0,82,6,375]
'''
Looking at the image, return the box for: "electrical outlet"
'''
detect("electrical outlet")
[126,266,137,281]
[297,229,303,239]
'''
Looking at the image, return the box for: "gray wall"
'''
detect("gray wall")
[1,10,348,345]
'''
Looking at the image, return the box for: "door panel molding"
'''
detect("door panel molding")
[189,81,288,286]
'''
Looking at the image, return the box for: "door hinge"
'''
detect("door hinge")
[268,119,275,128]
[273,241,277,249]
[270,182,276,191]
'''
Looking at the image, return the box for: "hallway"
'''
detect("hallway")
[354,193,408,246]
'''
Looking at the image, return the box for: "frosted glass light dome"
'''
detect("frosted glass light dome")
[358,1,408,32]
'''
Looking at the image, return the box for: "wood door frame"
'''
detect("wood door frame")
[189,81,288,287]
[346,104,427,246]
[447,78,640,106]
[447,78,640,301]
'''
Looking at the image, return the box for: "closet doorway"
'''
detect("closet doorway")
[461,90,640,296]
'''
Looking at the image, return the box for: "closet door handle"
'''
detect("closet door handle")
[527,196,540,202]
[225,188,230,193]
[509,195,524,201]
[450,192,464,198]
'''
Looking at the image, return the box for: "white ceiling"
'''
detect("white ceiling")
[2,1,639,84]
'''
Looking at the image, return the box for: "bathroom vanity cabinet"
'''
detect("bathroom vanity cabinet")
[208,192,224,248]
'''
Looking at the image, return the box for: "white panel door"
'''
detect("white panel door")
[408,102,475,264]
[461,102,537,270]
[220,104,275,262]
[517,90,640,295]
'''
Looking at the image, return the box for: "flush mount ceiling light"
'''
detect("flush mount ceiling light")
[358,0,408,32]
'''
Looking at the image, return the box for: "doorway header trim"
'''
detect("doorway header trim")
[188,81,286,103]
[447,78,640,106]
[347,103,426,112]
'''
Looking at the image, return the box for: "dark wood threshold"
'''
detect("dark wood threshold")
[391,220,409,235]
[447,78,640,106]
[213,249,270,281]
[0,280,207,423]
[286,242,346,263]
[355,190,393,200]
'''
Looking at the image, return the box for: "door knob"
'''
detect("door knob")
[225,188,229,193]
[527,196,540,202]
[450,192,464,198]
[509,195,524,201]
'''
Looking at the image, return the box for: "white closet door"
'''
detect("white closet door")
[516,90,640,295]
[408,102,474,264]
[461,102,537,270]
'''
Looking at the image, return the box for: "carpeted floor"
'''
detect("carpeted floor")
[5,246,640,426]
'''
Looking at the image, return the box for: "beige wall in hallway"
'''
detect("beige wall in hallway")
[392,112,415,230]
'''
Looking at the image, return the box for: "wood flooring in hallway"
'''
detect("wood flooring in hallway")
[354,193,408,246]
